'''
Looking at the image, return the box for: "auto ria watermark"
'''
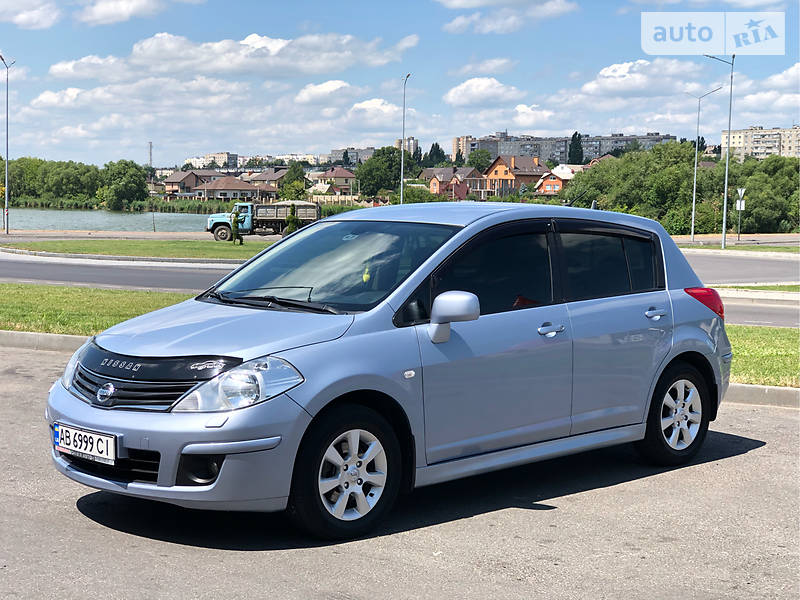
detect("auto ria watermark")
[641,12,785,55]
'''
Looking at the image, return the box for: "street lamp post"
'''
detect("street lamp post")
[686,86,721,242]
[0,52,14,235]
[400,73,410,205]
[705,53,736,249]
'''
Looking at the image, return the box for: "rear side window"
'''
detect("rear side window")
[433,230,552,315]
[623,236,657,292]
[560,233,629,300]
[560,230,659,301]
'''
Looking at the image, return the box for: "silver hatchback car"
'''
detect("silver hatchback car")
[48,203,731,538]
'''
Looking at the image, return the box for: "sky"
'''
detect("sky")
[0,0,797,167]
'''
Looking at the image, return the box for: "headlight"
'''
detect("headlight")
[172,356,303,412]
[62,338,92,389]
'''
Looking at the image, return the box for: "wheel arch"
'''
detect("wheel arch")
[296,389,417,494]
[653,351,720,421]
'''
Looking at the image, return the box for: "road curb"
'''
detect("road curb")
[0,246,245,266]
[718,289,799,306]
[681,248,799,261]
[725,383,799,409]
[0,330,88,352]
[2,330,798,408]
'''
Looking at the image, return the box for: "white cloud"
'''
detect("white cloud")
[347,98,402,127]
[49,32,419,81]
[442,0,577,34]
[450,57,515,76]
[77,0,163,25]
[443,77,525,106]
[75,0,207,26]
[513,104,555,127]
[580,58,704,97]
[295,80,360,104]
[0,1,61,29]
[762,62,799,91]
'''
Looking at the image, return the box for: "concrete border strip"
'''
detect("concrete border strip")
[1,330,797,408]
[0,246,244,267]
[680,248,799,261]
[717,289,799,306]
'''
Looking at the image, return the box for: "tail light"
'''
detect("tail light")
[685,287,724,320]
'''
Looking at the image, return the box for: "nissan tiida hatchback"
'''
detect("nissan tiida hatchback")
[48,203,731,539]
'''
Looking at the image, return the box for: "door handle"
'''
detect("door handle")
[538,322,565,337]
[645,307,667,320]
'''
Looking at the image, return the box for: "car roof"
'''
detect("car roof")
[332,201,660,231]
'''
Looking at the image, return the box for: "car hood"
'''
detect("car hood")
[208,212,228,219]
[95,299,354,360]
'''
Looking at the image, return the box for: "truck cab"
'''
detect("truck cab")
[207,202,254,241]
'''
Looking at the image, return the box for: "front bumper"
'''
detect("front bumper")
[46,381,311,512]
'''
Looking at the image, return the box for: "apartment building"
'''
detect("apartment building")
[451,131,674,163]
[330,146,376,164]
[721,125,800,160]
[394,137,419,155]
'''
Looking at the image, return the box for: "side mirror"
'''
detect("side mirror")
[428,291,480,344]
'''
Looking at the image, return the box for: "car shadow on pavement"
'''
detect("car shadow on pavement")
[76,429,764,550]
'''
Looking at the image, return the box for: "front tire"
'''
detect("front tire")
[637,362,710,466]
[289,405,401,539]
[213,225,231,241]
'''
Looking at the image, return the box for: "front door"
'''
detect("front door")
[555,220,673,434]
[415,221,573,464]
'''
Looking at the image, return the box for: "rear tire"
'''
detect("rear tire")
[636,362,710,466]
[213,225,231,241]
[289,404,401,540]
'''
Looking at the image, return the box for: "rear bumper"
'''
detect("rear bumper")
[719,351,733,408]
[46,380,311,512]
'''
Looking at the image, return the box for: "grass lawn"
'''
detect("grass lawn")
[719,284,800,292]
[2,239,273,259]
[1,284,796,387]
[726,325,799,388]
[0,284,192,336]
[678,244,799,253]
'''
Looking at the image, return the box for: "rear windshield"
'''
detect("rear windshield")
[215,220,459,312]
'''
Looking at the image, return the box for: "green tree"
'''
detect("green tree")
[568,132,584,164]
[412,146,423,165]
[283,161,306,187]
[421,142,447,167]
[205,160,221,169]
[342,150,350,166]
[181,162,194,171]
[466,149,492,173]
[454,150,465,167]
[279,180,307,202]
[354,146,415,196]
[99,160,148,211]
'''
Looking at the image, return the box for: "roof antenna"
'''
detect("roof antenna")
[565,188,588,207]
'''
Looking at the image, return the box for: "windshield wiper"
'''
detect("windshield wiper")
[205,290,343,314]
[236,295,344,315]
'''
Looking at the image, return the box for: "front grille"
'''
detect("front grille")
[61,449,161,483]
[73,364,197,410]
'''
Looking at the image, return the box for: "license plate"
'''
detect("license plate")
[54,423,116,465]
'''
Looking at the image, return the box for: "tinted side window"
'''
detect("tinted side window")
[560,233,629,300]
[433,231,552,315]
[623,236,657,292]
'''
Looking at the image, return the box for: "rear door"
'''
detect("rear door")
[554,219,672,435]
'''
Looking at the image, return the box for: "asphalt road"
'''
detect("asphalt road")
[0,347,797,599]
[685,252,799,285]
[2,251,798,326]
[1,249,798,291]
[725,302,799,328]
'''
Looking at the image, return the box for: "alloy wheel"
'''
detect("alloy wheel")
[660,379,703,451]
[317,428,388,521]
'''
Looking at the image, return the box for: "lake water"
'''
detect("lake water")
[6,208,210,232]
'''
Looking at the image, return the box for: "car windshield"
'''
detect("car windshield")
[211,220,459,312]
